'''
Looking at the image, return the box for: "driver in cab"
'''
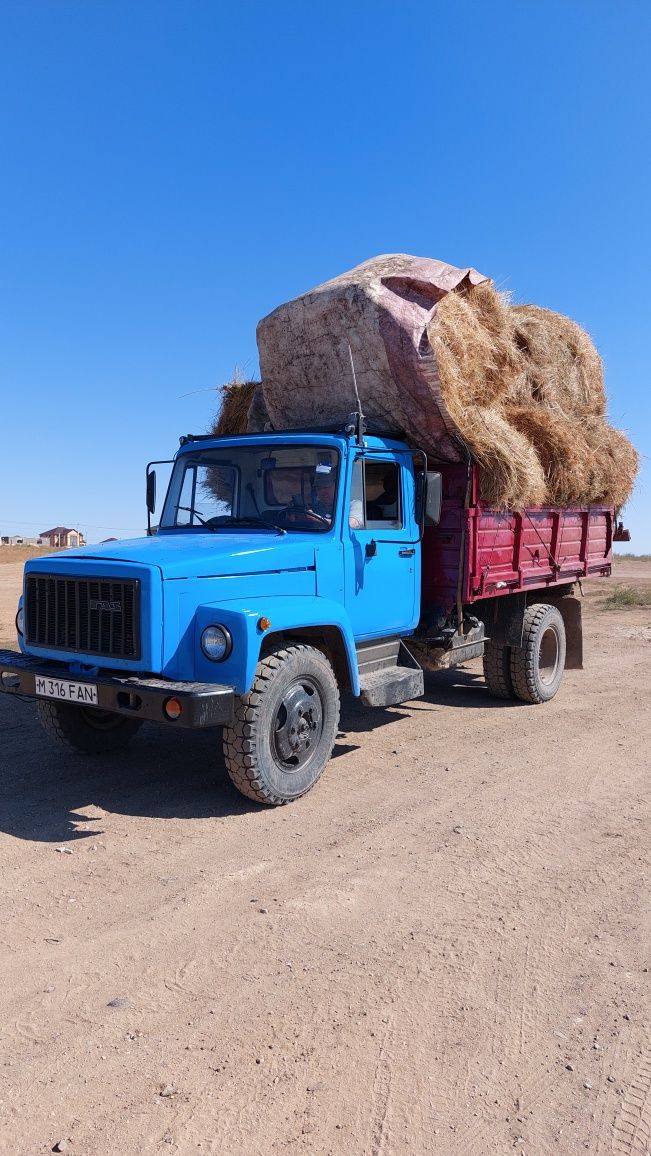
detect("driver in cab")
[310,471,337,522]
[282,470,363,529]
[309,470,364,528]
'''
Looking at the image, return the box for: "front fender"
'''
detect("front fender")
[194,596,359,695]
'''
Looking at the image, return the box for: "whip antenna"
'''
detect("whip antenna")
[347,343,363,416]
[347,343,366,444]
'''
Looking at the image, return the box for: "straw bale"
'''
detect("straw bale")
[428,281,519,409]
[504,405,594,505]
[452,405,547,509]
[510,305,606,417]
[213,380,258,437]
[581,418,639,510]
[208,258,637,514]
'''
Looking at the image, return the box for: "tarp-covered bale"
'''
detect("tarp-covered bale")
[213,254,638,510]
[256,253,489,464]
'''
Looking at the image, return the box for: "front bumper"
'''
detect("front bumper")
[0,649,234,728]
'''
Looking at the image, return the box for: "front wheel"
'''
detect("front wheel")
[509,604,566,704]
[37,700,142,753]
[222,645,340,805]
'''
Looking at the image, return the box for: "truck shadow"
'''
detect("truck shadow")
[419,666,526,709]
[0,667,520,844]
[0,697,256,844]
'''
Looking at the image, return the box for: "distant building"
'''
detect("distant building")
[39,526,86,549]
[1,535,44,546]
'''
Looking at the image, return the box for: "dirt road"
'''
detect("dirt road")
[0,558,649,1155]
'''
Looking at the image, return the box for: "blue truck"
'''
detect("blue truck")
[0,419,615,804]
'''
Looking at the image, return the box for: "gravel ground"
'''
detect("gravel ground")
[0,556,649,1155]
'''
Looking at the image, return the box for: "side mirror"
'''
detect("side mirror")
[425,471,442,525]
[146,469,156,515]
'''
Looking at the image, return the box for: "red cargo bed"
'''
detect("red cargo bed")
[422,464,613,614]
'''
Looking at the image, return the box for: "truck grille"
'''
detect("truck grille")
[25,575,140,660]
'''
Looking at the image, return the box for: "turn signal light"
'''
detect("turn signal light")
[258,617,272,632]
[163,697,183,721]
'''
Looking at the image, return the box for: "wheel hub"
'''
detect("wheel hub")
[273,680,323,770]
[539,626,560,684]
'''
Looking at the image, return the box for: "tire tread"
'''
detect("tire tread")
[509,603,565,704]
[482,641,515,699]
[223,645,339,806]
[36,699,141,753]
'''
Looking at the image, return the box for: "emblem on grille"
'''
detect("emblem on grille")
[90,599,122,612]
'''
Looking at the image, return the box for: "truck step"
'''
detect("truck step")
[358,640,424,708]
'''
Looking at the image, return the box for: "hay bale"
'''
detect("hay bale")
[581,418,639,509]
[212,380,258,437]
[455,406,547,509]
[510,305,606,417]
[428,281,519,408]
[208,256,637,513]
[504,405,594,505]
[257,253,489,463]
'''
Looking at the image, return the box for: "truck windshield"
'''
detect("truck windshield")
[160,444,341,533]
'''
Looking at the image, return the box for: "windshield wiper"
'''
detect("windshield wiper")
[174,509,286,535]
[219,516,286,535]
[175,505,219,532]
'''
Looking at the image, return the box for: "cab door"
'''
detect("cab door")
[343,453,420,640]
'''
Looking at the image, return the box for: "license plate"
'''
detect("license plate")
[35,676,98,705]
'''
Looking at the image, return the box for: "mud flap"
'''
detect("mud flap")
[553,596,583,670]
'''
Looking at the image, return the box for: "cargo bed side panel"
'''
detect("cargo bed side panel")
[464,505,613,602]
[421,465,613,612]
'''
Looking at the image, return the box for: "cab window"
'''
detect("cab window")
[350,460,403,529]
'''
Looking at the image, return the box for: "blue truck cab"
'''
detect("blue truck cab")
[1,424,432,804]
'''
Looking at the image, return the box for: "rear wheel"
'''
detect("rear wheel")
[37,700,142,753]
[482,640,515,699]
[223,645,340,805]
[509,604,566,704]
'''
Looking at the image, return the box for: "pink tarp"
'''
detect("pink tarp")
[255,253,488,461]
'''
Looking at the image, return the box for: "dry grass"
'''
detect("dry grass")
[581,418,640,509]
[510,305,606,417]
[429,282,546,507]
[600,585,651,609]
[429,282,520,408]
[427,281,636,509]
[0,546,65,565]
[211,379,271,438]
[504,405,594,505]
[455,406,546,508]
[212,380,258,436]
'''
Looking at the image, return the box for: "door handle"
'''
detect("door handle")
[365,539,377,558]
[399,547,416,557]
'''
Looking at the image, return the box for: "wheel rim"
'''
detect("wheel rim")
[539,626,560,685]
[78,707,127,731]
[271,677,324,774]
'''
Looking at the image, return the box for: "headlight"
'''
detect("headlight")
[201,625,232,661]
[15,606,24,637]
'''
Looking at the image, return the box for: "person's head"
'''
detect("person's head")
[313,471,336,509]
[381,470,398,500]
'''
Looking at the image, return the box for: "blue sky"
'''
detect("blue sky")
[1,0,649,548]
